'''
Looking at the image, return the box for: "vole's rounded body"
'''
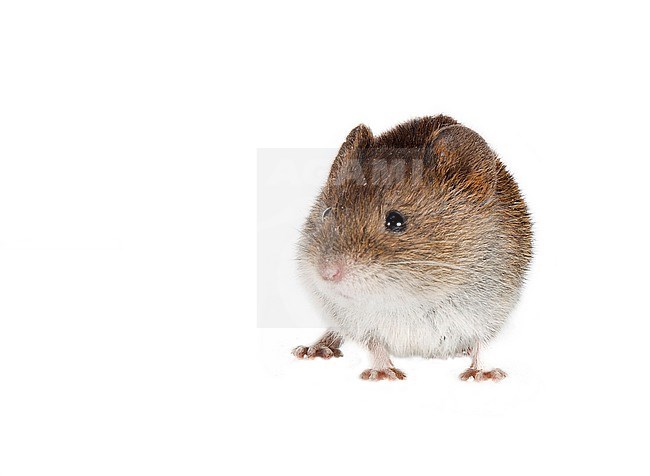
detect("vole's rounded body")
[293,116,532,381]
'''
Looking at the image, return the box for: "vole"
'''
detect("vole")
[292,115,532,381]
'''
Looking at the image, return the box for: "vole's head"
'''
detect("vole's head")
[298,116,499,307]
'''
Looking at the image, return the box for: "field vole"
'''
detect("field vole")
[292,115,532,381]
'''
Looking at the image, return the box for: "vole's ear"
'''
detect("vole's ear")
[328,124,373,182]
[423,125,497,198]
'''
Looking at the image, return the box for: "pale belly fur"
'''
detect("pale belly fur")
[326,292,516,359]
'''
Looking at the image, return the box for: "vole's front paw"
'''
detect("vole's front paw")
[360,368,406,381]
[292,345,343,360]
[459,368,507,382]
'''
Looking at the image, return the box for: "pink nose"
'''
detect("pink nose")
[320,263,344,282]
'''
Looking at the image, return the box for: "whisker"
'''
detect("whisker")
[385,260,511,287]
[386,260,468,271]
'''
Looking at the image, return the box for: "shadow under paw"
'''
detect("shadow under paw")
[292,345,343,360]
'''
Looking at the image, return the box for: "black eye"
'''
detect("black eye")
[321,207,332,221]
[385,210,406,232]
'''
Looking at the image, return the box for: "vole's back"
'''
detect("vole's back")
[494,160,533,287]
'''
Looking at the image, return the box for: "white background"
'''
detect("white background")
[1,1,649,475]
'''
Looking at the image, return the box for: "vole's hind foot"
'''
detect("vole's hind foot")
[292,344,343,360]
[360,368,406,381]
[459,368,507,382]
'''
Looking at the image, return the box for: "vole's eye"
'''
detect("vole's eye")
[385,210,406,232]
[321,207,332,221]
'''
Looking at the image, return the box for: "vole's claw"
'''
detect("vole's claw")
[360,367,406,381]
[459,367,507,382]
[292,345,343,360]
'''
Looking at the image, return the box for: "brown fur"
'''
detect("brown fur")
[300,115,532,299]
